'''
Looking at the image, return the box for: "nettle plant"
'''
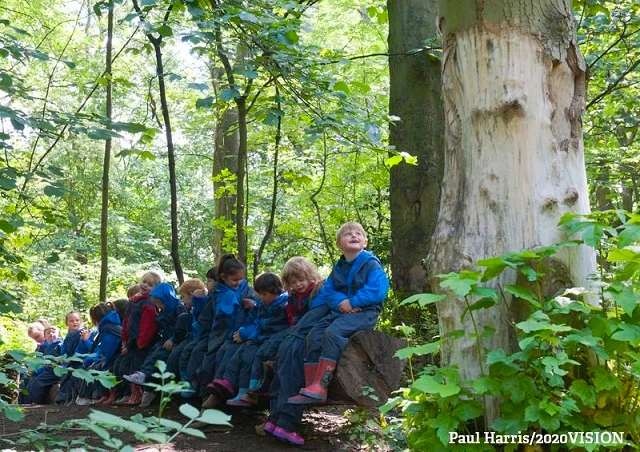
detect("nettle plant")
[383,211,640,451]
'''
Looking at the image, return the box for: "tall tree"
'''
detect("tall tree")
[427,0,597,422]
[388,0,444,297]
[99,0,114,301]
[132,0,184,284]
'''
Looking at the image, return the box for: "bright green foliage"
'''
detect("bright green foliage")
[383,211,640,450]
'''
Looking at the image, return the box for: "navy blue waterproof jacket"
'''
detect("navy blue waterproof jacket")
[238,293,289,344]
[151,283,187,342]
[126,297,156,348]
[311,250,389,312]
[84,310,122,369]
[40,338,62,357]
[207,280,257,352]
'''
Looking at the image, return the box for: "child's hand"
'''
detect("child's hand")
[243,298,256,309]
[80,329,91,341]
[121,344,128,355]
[232,331,242,343]
[193,288,207,298]
[337,299,353,313]
[163,339,174,350]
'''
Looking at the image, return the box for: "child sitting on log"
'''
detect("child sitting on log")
[239,257,323,405]
[207,271,289,408]
[123,282,187,407]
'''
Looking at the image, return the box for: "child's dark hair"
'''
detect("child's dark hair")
[111,299,129,322]
[217,254,245,281]
[90,303,114,326]
[206,266,218,280]
[254,272,284,295]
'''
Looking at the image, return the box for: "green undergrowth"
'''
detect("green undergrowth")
[375,211,640,451]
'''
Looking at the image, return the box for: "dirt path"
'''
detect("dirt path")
[1,403,367,451]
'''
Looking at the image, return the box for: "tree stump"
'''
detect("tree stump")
[328,330,406,407]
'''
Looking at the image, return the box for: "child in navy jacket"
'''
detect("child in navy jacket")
[242,257,323,404]
[267,222,389,446]
[198,254,257,406]
[209,272,289,407]
[123,282,186,407]
[74,303,122,405]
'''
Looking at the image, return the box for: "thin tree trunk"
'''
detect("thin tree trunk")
[132,0,184,283]
[428,0,597,424]
[212,107,239,258]
[388,0,444,298]
[253,90,282,277]
[99,1,114,302]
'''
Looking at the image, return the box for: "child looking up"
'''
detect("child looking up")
[267,222,389,446]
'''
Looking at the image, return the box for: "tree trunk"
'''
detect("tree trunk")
[132,0,184,284]
[388,0,444,298]
[212,107,239,259]
[428,0,597,424]
[328,330,406,407]
[99,1,114,302]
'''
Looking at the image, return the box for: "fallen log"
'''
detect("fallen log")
[328,330,406,407]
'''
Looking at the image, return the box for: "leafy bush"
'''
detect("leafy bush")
[384,211,640,451]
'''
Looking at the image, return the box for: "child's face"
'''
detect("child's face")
[139,274,159,294]
[206,278,215,292]
[29,327,45,343]
[46,328,59,343]
[66,313,83,333]
[257,292,279,305]
[182,293,193,310]
[288,276,311,294]
[338,227,367,255]
[221,270,245,290]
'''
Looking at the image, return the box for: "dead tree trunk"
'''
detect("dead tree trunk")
[428,0,597,424]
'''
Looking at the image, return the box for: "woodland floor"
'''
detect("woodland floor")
[0,401,383,451]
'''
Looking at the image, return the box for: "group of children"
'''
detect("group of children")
[21,221,389,446]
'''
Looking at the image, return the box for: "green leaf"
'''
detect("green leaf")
[188,82,209,91]
[239,69,259,80]
[617,225,640,247]
[332,81,350,94]
[44,184,66,197]
[109,121,148,133]
[156,25,173,37]
[398,293,446,307]
[395,341,440,359]
[569,379,596,408]
[196,409,232,426]
[284,30,299,44]
[220,89,240,101]
[89,410,148,433]
[611,323,640,346]
[412,374,460,398]
[181,427,206,438]
[238,11,259,22]
[504,285,541,307]
[179,403,200,420]
[451,401,482,421]
[385,155,402,167]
